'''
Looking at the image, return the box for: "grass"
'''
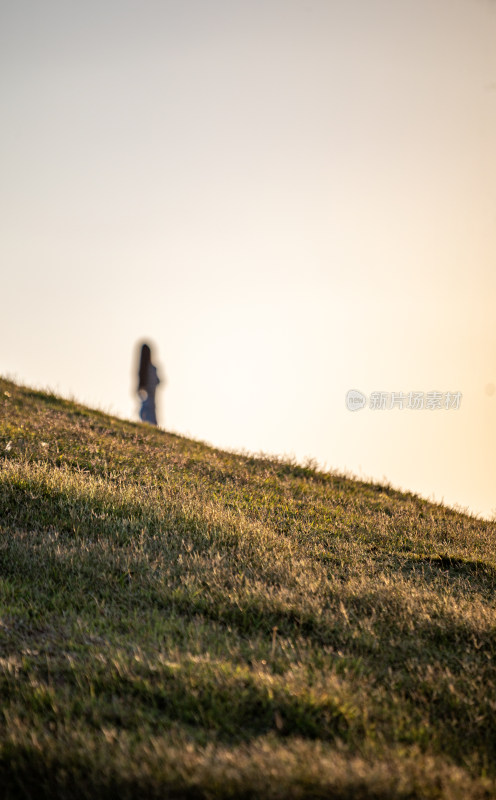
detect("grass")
[0,376,495,799]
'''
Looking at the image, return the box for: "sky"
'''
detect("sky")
[1,0,495,520]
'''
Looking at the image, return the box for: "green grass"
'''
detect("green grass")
[1,376,495,799]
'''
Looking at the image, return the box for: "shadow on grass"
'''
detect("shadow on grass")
[399,555,496,596]
[2,470,496,770]
[2,536,495,762]
[0,739,453,800]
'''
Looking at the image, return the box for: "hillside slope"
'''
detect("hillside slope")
[1,377,495,799]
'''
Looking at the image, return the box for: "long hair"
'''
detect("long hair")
[138,344,151,391]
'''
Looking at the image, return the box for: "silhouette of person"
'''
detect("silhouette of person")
[138,343,160,425]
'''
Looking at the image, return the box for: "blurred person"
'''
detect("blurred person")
[138,343,160,425]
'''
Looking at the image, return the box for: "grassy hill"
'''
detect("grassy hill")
[1,377,495,799]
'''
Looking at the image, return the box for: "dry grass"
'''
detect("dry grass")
[1,377,495,798]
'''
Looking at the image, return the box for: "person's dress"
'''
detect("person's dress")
[140,364,160,425]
